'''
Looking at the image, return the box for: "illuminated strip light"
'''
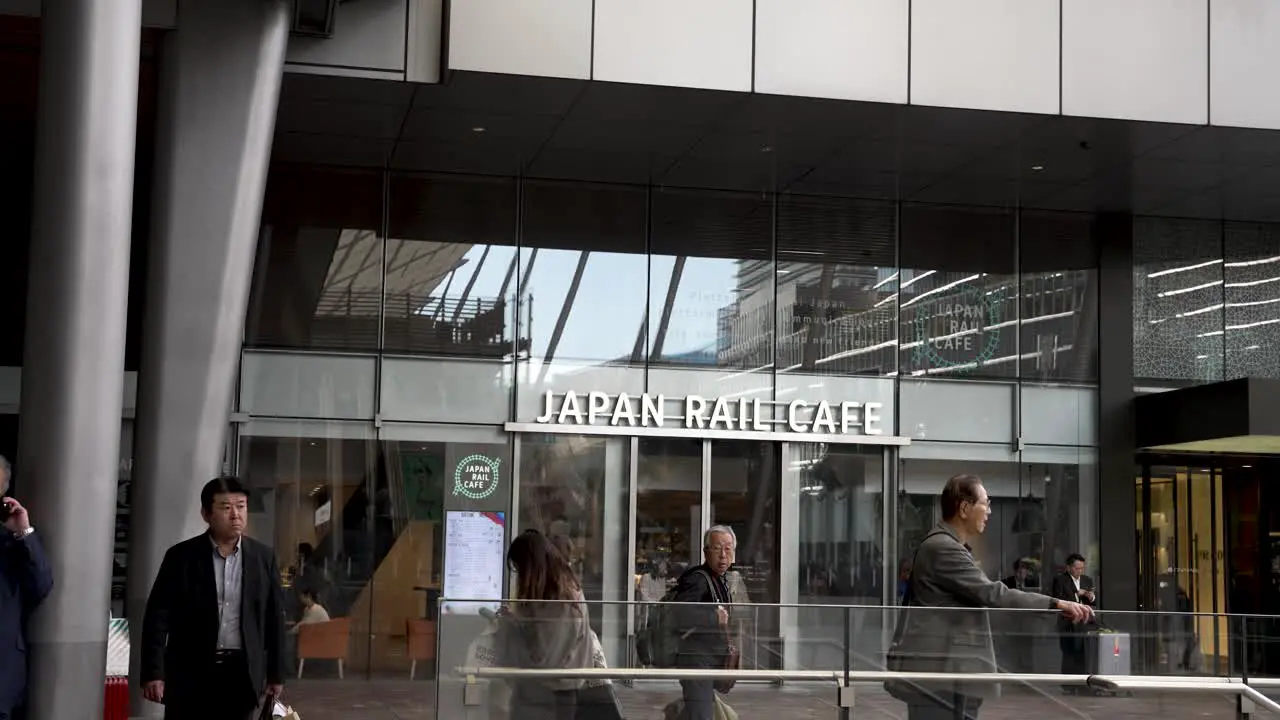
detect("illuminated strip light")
[1230,296,1280,308]
[898,310,1077,351]
[1197,330,1225,337]
[1176,303,1224,317]
[1157,280,1222,298]
[874,293,897,308]
[873,272,899,290]
[899,269,936,290]
[1226,317,1280,331]
[718,363,774,382]
[1225,276,1280,288]
[1147,259,1222,278]
[814,339,899,365]
[901,274,982,308]
[908,346,1075,376]
[1224,256,1280,268]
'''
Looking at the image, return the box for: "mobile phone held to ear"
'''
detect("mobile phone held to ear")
[0,499,11,523]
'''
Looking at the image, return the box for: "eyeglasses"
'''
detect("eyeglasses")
[707,545,736,554]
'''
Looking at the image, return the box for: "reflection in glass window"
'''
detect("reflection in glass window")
[897,452,1098,593]
[238,426,379,673]
[899,204,1017,378]
[1224,222,1280,380]
[775,195,896,377]
[517,180,647,377]
[1019,211,1099,382]
[247,166,383,351]
[648,189,773,369]
[1133,218,1224,385]
[385,174,518,358]
[517,434,631,667]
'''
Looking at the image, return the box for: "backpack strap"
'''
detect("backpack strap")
[694,568,727,605]
[890,530,950,645]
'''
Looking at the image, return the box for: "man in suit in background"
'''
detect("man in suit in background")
[0,455,54,720]
[141,476,286,720]
[1052,553,1096,692]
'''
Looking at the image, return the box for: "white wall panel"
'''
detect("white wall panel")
[239,352,377,419]
[593,0,753,91]
[286,0,406,75]
[1063,0,1208,124]
[448,0,592,79]
[1021,385,1098,446]
[899,380,1015,443]
[754,0,907,103]
[1211,0,1280,130]
[911,0,1059,114]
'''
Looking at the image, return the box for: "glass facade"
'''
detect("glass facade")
[234,165,1101,678]
[1134,219,1280,386]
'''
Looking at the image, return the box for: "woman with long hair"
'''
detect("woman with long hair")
[498,529,594,720]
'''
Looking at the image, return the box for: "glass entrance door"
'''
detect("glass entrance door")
[1138,461,1229,674]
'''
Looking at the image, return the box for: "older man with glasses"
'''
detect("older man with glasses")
[670,525,737,720]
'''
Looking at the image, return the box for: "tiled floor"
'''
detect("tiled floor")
[284,679,1248,719]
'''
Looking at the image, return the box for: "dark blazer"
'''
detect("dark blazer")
[897,523,1054,699]
[1051,571,1096,631]
[0,531,53,713]
[140,533,286,709]
[671,563,731,669]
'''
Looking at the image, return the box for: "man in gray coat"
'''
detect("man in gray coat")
[892,474,1093,719]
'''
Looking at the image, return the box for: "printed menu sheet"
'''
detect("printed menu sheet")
[442,510,506,614]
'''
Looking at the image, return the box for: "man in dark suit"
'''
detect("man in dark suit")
[141,476,286,720]
[0,456,54,720]
[1051,553,1096,692]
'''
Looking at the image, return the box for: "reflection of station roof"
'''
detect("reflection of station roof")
[314,230,480,317]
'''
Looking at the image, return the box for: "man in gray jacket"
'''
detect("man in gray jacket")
[893,474,1093,720]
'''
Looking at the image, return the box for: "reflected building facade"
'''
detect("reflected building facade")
[233,171,1102,675]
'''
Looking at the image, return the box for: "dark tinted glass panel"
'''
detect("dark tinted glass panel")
[899,204,1017,378]
[518,180,647,367]
[776,195,896,376]
[1019,210,1099,382]
[385,174,517,358]
[1223,222,1280,380]
[1133,218,1224,384]
[648,188,773,369]
[247,166,383,351]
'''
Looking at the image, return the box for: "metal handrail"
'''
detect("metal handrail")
[455,667,1280,714]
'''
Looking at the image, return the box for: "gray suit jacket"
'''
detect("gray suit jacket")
[897,523,1055,698]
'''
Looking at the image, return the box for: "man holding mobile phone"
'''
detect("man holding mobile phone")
[0,454,55,720]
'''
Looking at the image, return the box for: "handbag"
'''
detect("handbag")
[696,569,740,695]
[576,629,624,719]
[575,683,625,720]
[884,530,947,702]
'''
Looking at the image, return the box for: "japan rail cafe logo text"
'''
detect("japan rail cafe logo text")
[452,454,501,500]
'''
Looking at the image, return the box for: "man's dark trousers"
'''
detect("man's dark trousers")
[162,650,260,720]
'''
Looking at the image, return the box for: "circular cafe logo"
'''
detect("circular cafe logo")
[453,454,501,500]
[911,285,1004,371]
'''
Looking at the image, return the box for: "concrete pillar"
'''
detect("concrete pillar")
[18,1,143,718]
[125,1,289,717]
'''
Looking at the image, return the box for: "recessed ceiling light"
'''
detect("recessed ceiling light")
[1031,165,1045,171]
[472,127,486,133]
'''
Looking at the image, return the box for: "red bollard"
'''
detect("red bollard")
[103,676,129,720]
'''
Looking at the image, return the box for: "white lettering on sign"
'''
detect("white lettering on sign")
[533,390,882,436]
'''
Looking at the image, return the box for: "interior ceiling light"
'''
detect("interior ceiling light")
[472,127,486,133]
[1031,165,1044,171]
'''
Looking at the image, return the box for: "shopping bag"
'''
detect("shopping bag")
[465,618,512,718]
[713,695,739,720]
[585,629,612,688]
[575,683,624,720]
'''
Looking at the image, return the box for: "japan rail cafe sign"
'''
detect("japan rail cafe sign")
[532,389,884,436]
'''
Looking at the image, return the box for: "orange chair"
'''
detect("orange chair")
[297,617,352,679]
[406,619,437,680]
